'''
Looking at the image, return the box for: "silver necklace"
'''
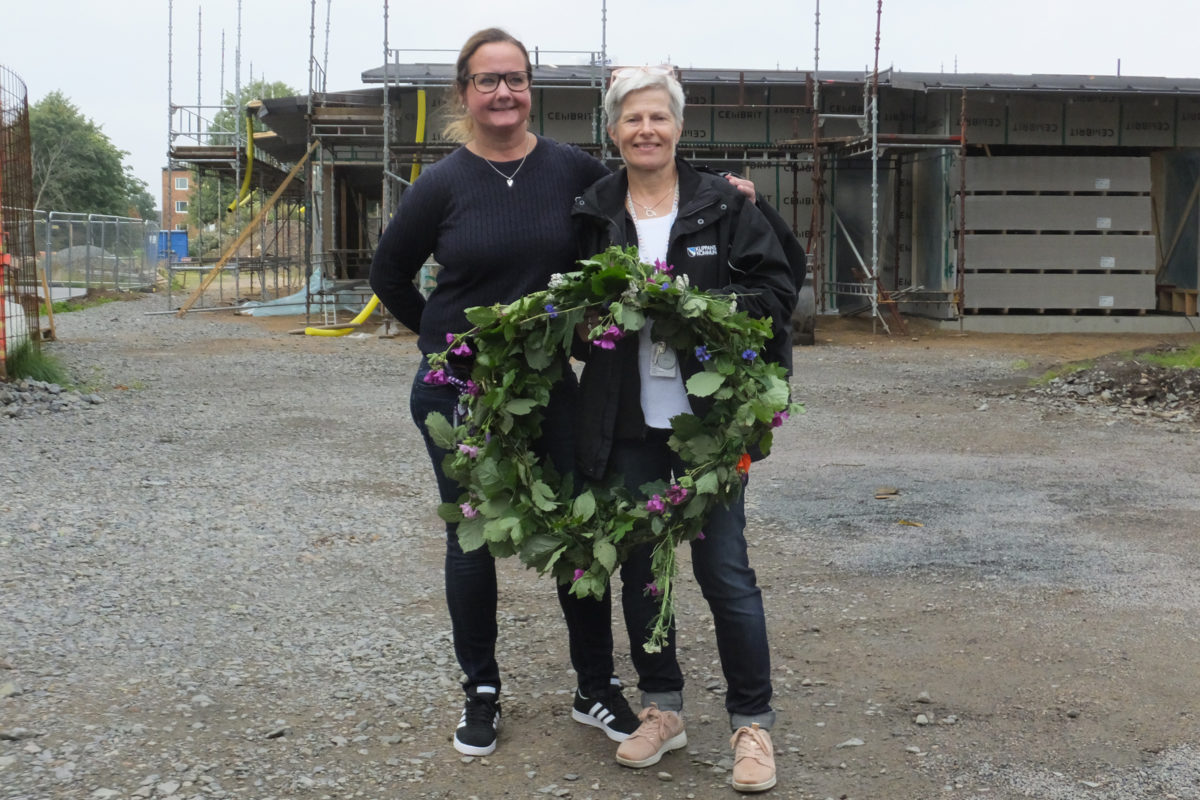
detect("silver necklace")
[482,137,532,188]
[626,181,679,220]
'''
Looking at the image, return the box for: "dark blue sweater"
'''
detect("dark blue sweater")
[369,135,608,355]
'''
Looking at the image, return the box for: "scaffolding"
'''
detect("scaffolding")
[165,0,308,314]
[806,0,965,334]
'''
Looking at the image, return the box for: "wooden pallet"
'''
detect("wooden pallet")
[1156,286,1199,316]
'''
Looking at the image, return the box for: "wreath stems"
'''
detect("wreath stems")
[425,246,802,653]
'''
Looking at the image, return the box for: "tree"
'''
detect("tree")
[124,167,158,222]
[209,79,298,141]
[192,79,299,227]
[28,91,153,218]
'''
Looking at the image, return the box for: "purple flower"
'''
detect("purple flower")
[665,484,688,505]
[464,380,481,397]
[460,502,478,519]
[457,443,479,458]
[644,582,661,597]
[660,281,670,290]
[645,494,666,514]
[592,325,625,350]
[694,345,712,362]
[573,568,585,581]
[771,410,789,428]
[741,349,758,361]
[544,303,558,318]
[452,341,473,357]
[697,531,706,540]
[653,259,674,274]
[423,368,448,386]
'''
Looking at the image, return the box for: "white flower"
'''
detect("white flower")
[620,279,639,301]
[548,273,567,289]
[674,273,690,290]
[729,298,738,313]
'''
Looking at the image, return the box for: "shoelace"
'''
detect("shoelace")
[463,696,498,726]
[631,706,670,741]
[732,726,771,763]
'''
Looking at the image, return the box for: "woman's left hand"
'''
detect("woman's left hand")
[724,173,757,203]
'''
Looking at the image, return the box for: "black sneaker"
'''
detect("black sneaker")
[454,685,500,755]
[571,678,640,742]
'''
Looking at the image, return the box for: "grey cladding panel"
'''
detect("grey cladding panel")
[964,157,1150,192]
[965,195,1151,231]
[964,234,1155,272]
[964,272,1156,309]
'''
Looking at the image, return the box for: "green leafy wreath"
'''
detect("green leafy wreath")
[424,245,803,652]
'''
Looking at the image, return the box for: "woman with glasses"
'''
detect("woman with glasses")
[369,28,638,758]
[570,66,795,793]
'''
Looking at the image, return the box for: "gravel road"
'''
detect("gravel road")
[3,293,1199,800]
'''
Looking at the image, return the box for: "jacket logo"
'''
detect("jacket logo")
[687,245,718,257]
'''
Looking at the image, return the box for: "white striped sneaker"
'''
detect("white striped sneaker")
[570,679,640,741]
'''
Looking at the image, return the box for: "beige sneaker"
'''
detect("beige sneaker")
[730,723,776,792]
[614,703,688,768]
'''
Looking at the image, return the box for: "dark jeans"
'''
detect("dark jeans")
[410,358,615,697]
[610,430,774,727]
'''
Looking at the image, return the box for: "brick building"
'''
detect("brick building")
[160,167,193,231]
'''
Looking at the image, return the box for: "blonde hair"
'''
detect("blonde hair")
[440,28,533,143]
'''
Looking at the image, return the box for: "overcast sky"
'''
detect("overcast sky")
[3,0,1196,214]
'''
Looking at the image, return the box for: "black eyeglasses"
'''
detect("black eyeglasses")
[466,71,532,93]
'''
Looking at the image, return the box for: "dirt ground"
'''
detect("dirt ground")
[9,299,1200,800]
[230,308,1200,799]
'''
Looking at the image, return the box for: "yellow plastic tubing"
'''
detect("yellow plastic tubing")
[227,111,255,213]
[303,294,381,336]
[306,90,426,337]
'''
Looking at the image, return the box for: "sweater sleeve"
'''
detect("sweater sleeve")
[369,174,446,335]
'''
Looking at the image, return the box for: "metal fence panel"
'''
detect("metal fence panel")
[42,211,158,292]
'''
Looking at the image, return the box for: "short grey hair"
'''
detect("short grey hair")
[604,68,685,132]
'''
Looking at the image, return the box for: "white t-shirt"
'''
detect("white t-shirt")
[632,210,693,429]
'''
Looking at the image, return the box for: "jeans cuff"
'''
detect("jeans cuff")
[641,690,683,713]
[730,710,776,732]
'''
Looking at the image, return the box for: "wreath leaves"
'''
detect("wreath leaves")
[427,245,803,652]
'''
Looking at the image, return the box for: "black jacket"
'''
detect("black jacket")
[570,158,796,479]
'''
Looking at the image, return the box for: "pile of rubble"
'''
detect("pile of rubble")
[1023,348,1200,426]
[1,379,105,419]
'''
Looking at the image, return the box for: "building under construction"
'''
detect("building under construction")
[167,11,1200,333]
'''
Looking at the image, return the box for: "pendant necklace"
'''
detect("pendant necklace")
[626,181,679,219]
[482,136,532,188]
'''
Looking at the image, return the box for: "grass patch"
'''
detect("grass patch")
[1031,360,1094,385]
[50,295,117,315]
[4,342,70,384]
[1144,344,1200,369]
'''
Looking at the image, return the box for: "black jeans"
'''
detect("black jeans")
[610,430,775,728]
[410,358,616,697]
